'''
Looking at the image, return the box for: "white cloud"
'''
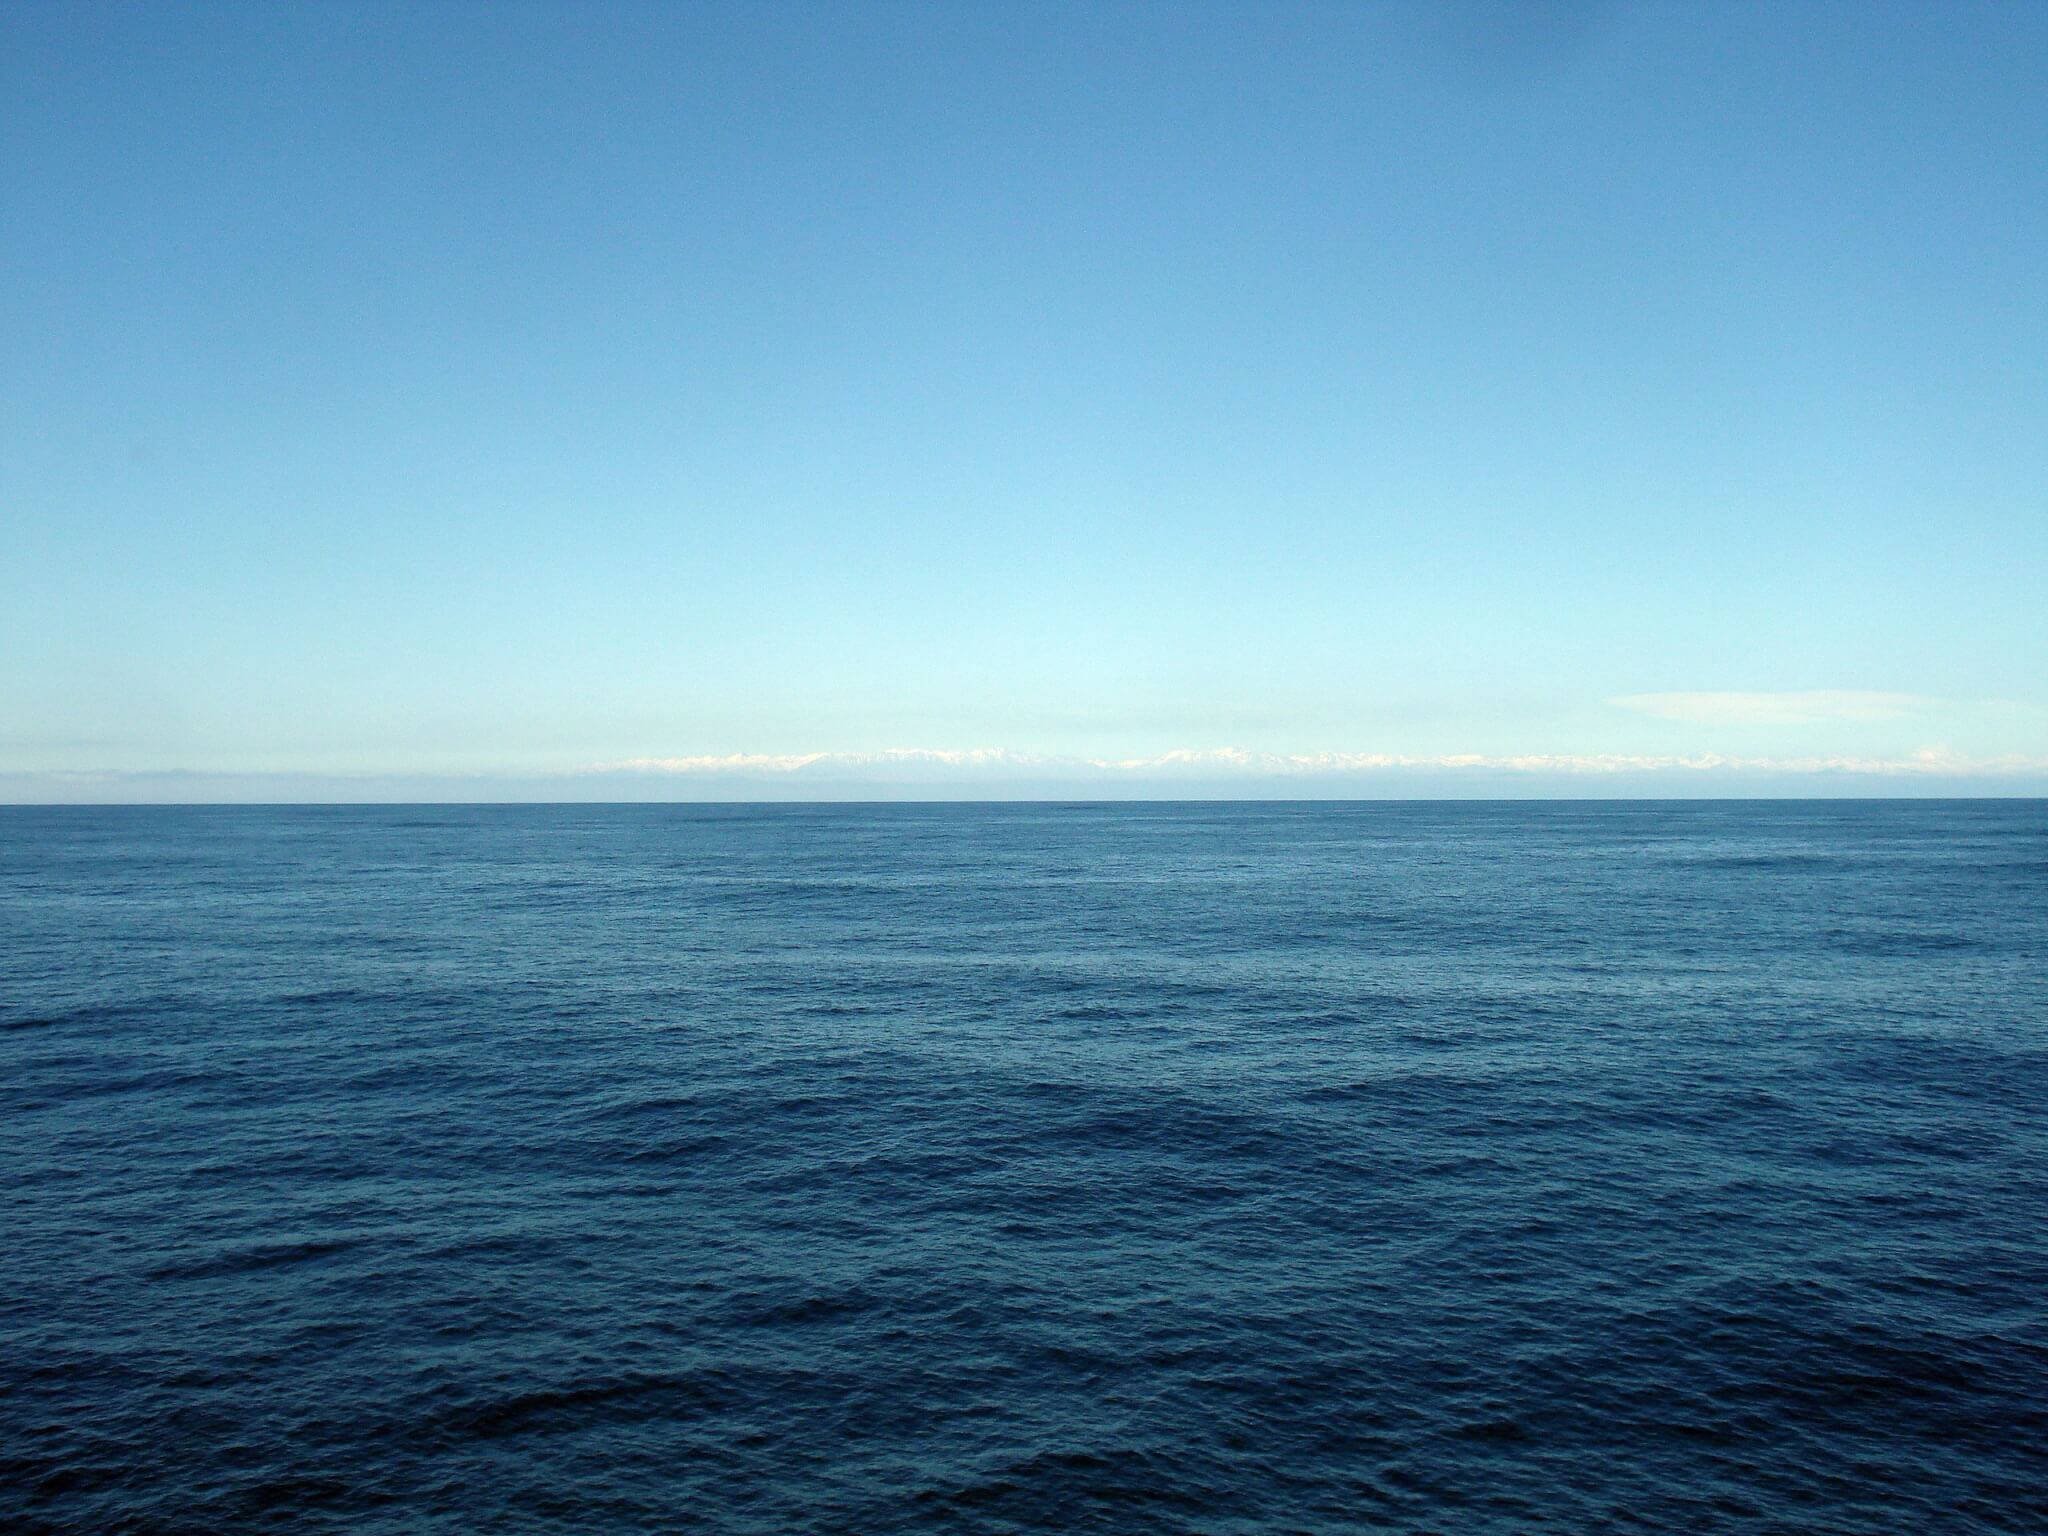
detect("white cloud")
[1610,691,1926,725]
[595,746,2047,779]
[612,748,1037,776]
[611,753,829,774]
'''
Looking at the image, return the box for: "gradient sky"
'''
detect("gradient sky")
[4,1,2044,797]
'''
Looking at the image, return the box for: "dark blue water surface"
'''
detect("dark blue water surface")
[4,801,2046,1533]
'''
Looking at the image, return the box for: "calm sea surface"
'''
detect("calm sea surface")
[3,802,2045,1533]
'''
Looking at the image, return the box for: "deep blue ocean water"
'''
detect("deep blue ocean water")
[3,801,2045,1533]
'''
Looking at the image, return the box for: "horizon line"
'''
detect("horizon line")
[6,799,2048,816]
[8,745,2048,805]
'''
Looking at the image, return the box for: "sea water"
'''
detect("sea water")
[4,801,2044,1532]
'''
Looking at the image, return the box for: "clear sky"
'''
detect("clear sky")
[4,1,2044,799]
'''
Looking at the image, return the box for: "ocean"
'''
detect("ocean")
[3,801,2045,1533]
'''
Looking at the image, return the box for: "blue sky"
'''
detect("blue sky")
[4,1,2044,799]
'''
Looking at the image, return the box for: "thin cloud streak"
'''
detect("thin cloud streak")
[603,746,2046,779]
[1611,692,1928,725]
